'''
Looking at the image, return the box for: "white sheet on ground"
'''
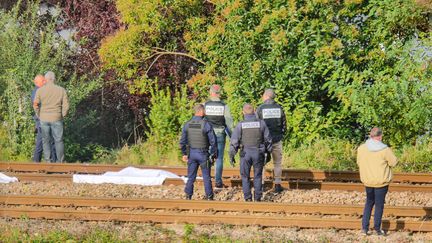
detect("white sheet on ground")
[73,166,188,185]
[0,172,18,183]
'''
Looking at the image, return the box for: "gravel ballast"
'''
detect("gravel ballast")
[2,181,432,242]
[2,181,432,206]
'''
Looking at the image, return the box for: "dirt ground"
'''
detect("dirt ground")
[1,218,432,242]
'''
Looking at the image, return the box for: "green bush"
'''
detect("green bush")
[66,142,116,163]
[115,84,192,165]
[145,84,192,148]
[0,1,72,159]
[186,0,432,147]
[0,2,105,162]
[2,0,432,163]
[0,126,13,161]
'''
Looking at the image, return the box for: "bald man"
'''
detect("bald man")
[31,75,56,162]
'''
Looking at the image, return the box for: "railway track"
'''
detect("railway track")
[2,162,432,183]
[4,172,432,192]
[2,163,432,192]
[1,195,431,231]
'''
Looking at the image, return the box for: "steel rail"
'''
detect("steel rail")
[2,162,431,183]
[0,163,191,176]
[1,207,431,231]
[1,195,431,218]
[0,172,427,193]
[4,173,72,182]
[5,172,432,192]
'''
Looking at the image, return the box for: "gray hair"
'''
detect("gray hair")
[45,71,56,83]
[242,103,254,115]
[263,88,275,99]
[370,127,383,138]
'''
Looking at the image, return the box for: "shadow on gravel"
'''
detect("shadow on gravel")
[382,220,405,231]
[424,207,432,218]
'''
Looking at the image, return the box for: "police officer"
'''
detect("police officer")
[229,103,272,202]
[204,84,234,189]
[256,88,287,193]
[180,104,218,200]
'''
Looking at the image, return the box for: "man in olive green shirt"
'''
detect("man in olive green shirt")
[33,71,69,162]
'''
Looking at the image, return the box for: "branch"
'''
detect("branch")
[154,50,205,64]
[152,47,204,64]
[145,48,205,75]
[145,53,164,75]
[143,52,159,62]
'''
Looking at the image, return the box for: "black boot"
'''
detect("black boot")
[207,194,214,200]
[185,194,192,200]
[215,183,224,189]
[245,198,252,202]
[274,184,283,193]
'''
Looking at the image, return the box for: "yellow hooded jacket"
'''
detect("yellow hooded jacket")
[357,139,398,188]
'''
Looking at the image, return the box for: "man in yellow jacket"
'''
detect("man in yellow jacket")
[357,127,397,236]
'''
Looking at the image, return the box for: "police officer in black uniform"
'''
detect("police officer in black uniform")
[229,103,272,202]
[256,88,287,193]
[204,84,234,188]
[180,104,218,200]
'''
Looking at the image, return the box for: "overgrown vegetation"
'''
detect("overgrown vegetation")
[397,140,432,172]
[115,85,192,165]
[0,1,432,172]
[184,0,432,146]
[0,1,70,159]
[284,138,357,171]
[107,0,432,172]
[0,1,108,162]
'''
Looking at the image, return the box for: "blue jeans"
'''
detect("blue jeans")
[214,134,225,186]
[40,120,64,162]
[33,124,57,162]
[184,149,213,198]
[362,186,389,231]
[240,148,264,201]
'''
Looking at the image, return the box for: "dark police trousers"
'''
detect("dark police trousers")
[184,149,213,198]
[240,148,264,201]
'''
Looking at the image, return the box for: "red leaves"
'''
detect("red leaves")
[61,0,120,75]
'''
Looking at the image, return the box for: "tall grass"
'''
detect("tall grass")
[282,138,357,171]
[397,142,432,172]
[113,136,432,173]
[115,139,184,166]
